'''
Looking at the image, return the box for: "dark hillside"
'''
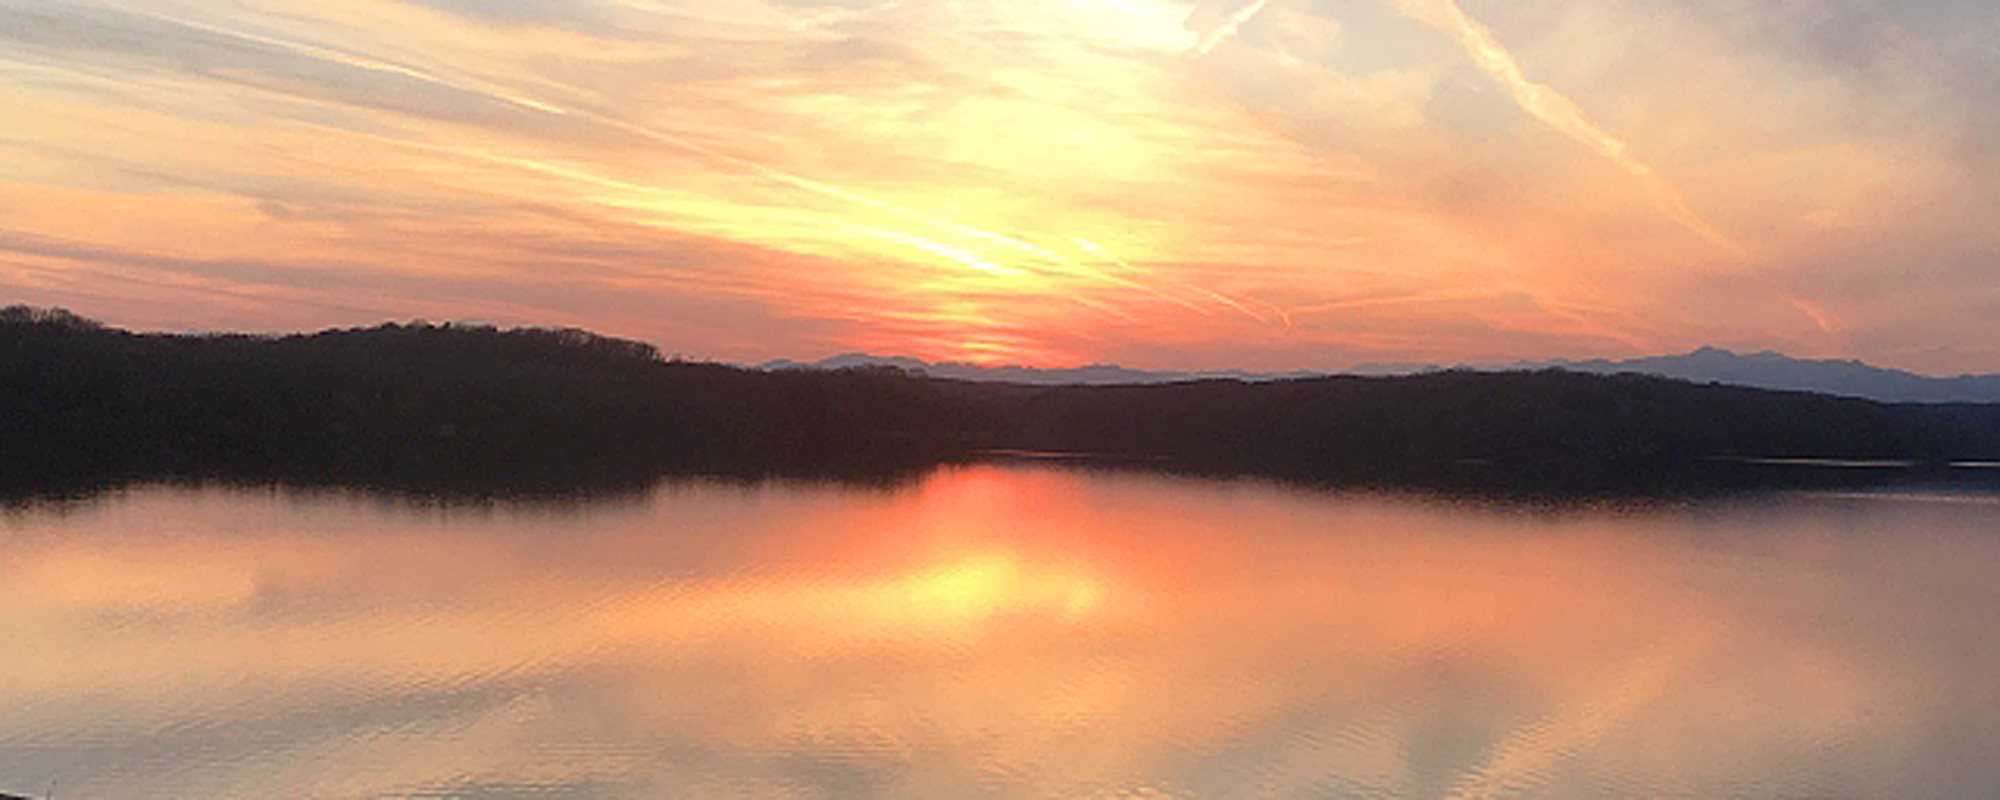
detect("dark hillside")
[0,308,968,490]
[5,307,1999,495]
[1000,371,2000,490]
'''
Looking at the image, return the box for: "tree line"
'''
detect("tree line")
[5,306,1999,497]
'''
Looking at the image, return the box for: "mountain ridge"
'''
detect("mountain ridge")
[10,307,2000,498]
[763,347,2000,404]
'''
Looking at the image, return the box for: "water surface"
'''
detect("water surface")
[4,466,1999,797]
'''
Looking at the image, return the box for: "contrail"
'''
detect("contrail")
[1074,238,1288,325]
[1195,0,1274,55]
[1284,289,1497,316]
[1784,295,1837,336]
[1420,0,1743,256]
[1530,295,1652,351]
[107,3,1295,333]
[106,3,570,116]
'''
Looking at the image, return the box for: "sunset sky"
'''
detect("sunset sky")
[1,0,1994,371]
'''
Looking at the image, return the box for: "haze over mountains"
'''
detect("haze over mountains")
[759,354,1322,387]
[765,348,2000,404]
[12,308,2000,498]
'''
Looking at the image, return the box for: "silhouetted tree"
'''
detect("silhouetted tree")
[5,306,1999,497]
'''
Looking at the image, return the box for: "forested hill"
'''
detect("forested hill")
[6,307,2000,495]
[0,306,975,490]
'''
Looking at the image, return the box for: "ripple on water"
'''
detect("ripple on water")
[3,470,2000,796]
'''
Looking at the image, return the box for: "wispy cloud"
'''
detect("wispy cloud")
[0,0,1992,370]
[1196,0,1275,55]
[1406,0,1744,256]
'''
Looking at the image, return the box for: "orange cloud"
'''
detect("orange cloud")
[0,0,1992,370]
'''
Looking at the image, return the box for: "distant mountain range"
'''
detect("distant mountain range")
[13,308,2000,498]
[763,347,2000,404]
[1507,347,2000,404]
[759,353,1320,386]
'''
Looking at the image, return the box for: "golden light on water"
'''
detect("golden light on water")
[890,553,1107,625]
[5,468,1996,795]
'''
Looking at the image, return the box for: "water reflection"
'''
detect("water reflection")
[3,467,1999,797]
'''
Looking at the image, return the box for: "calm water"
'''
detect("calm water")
[5,466,2000,798]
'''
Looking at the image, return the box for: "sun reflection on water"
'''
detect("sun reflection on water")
[4,469,2000,797]
[889,552,1106,626]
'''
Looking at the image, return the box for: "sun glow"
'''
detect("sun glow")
[889,553,1106,626]
[1,0,1990,370]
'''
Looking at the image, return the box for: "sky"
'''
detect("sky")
[0,1,1994,372]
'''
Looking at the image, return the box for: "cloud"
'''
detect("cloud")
[0,225,859,357]
[0,2,570,131]
[0,0,1995,370]
[1196,0,1276,54]
[1397,0,1743,256]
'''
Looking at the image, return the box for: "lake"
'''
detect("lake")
[4,465,1999,798]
